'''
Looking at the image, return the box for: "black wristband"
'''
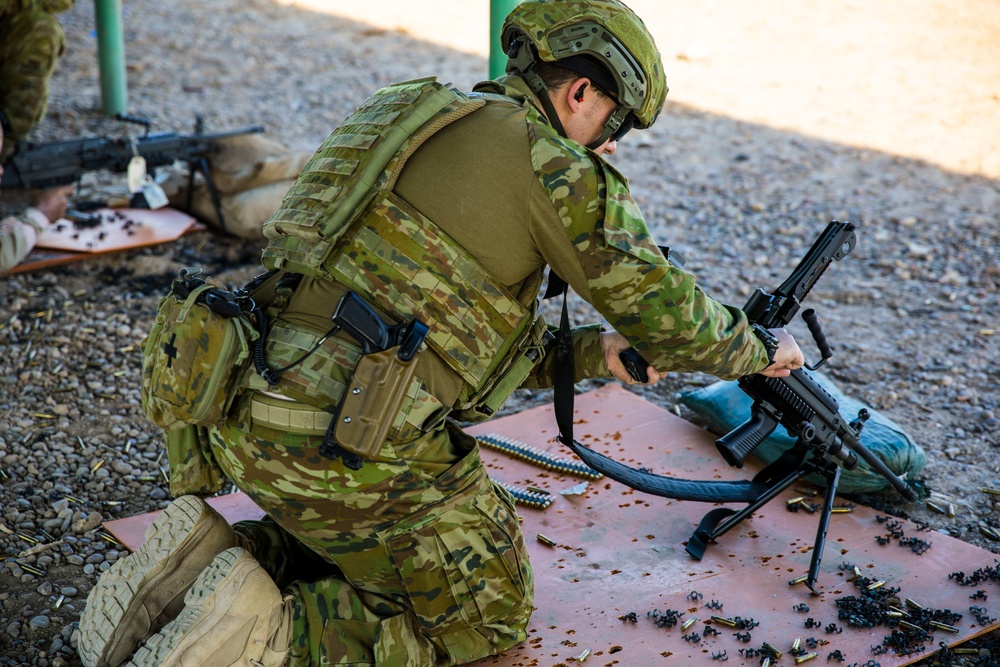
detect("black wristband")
[749,323,778,366]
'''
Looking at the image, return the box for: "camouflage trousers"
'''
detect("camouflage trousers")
[207,416,534,666]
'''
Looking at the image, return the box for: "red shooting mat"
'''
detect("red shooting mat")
[7,207,202,274]
[35,207,197,252]
[105,385,998,665]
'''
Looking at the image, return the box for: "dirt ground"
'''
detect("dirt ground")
[0,1,998,665]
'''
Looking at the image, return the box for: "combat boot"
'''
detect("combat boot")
[78,495,239,667]
[125,547,293,667]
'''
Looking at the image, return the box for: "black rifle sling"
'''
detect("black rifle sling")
[548,276,769,504]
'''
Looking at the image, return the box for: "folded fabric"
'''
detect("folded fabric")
[679,371,925,494]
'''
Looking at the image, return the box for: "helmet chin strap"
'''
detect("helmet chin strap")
[507,38,632,152]
[586,105,631,151]
[506,39,570,140]
[519,65,569,140]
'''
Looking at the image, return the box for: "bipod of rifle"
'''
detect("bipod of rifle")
[803,462,841,594]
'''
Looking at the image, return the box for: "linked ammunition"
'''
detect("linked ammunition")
[479,434,603,481]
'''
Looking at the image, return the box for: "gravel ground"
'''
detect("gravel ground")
[0,1,998,666]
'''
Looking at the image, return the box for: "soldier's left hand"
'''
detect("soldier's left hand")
[602,331,662,385]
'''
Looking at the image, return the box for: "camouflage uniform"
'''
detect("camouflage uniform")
[0,0,74,159]
[198,74,769,666]
[0,207,48,273]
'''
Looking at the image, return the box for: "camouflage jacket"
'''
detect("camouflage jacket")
[260,74,767,435]
[0,0,74,157]
[414,75,770,383]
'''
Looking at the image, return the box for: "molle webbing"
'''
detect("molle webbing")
[255,320,361,408]
[261,78,486,277]
[327,190,534,391]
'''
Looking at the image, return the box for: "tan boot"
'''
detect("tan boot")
[125,547,293,667]
[78,496,238,667]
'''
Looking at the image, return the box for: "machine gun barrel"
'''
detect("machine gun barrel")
[743,221,857,328]
[1,124,264,190]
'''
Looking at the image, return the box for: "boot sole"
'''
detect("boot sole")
[78,496,232,667]
[126,547,279,667]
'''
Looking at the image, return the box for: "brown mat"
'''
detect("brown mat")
[104,385,997,665]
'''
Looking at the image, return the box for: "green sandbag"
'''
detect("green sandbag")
[679,371,925,494]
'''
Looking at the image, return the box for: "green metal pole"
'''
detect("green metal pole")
[94,0,127,115]
[489,0,521,80]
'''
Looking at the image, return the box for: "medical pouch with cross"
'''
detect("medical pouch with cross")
[141,268,259,430]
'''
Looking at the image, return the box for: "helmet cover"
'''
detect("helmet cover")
[502,0,668,129]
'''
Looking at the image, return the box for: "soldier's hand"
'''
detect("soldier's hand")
[602,331,662,385]
[30,185,74,224]
[757,328,805,378]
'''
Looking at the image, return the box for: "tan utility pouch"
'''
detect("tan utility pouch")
[141,270,257,429]
[334,346,420,460]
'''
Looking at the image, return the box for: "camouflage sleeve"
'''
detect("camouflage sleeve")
[0,4,66,143]
[526,130,769,381]
[522,323,610,389]
[0,208,47,274]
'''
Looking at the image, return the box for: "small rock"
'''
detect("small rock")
[29,614,51,630]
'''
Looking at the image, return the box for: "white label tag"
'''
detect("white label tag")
[127,156,147,193]
[141,181,169,209]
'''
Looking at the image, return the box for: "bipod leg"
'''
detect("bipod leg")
[704,466,811,544]
[184,161,196,215]
[188,157,228,234]
[805,465,841,594]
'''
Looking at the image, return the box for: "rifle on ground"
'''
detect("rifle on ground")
[1,115,264,229]
[569,221,917,592]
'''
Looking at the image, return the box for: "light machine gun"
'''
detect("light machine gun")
[585,222,917,592]
[1,115,264,230]
[689,221,918,592]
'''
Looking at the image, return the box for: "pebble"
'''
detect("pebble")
[29,615,51,631]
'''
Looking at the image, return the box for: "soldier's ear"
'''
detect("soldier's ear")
[565,77,591,111]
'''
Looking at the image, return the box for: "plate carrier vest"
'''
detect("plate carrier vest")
[257,77,549,426]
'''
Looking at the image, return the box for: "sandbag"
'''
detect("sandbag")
[679,371,925,494]
[166,134,312,241]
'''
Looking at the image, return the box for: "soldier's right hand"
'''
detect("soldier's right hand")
[30,185,75,224]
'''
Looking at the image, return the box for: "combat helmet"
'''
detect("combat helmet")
[502,0,668,147]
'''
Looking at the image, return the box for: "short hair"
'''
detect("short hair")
[534,59,614,100]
